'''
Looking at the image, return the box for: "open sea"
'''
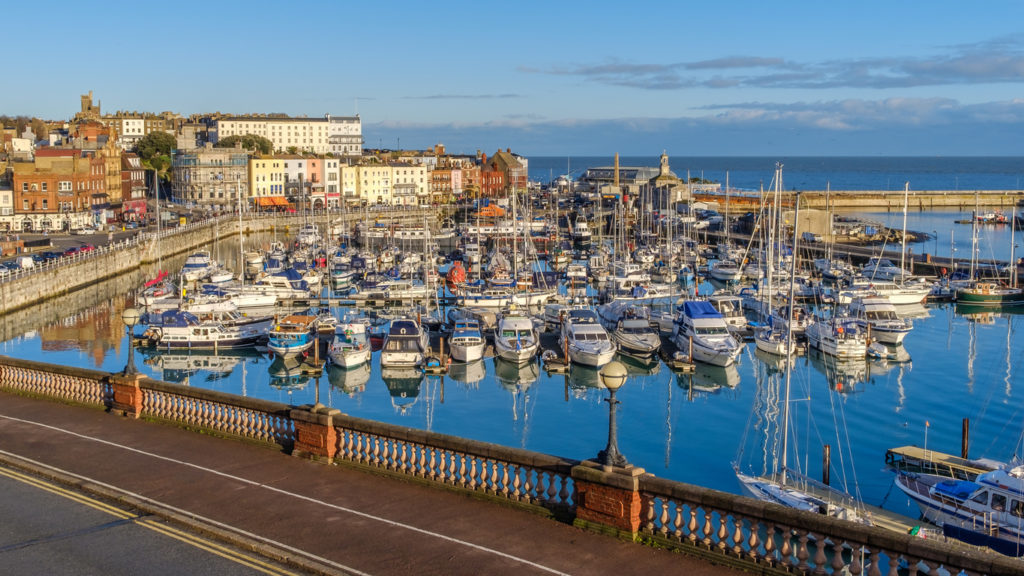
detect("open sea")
[3,156,1023,524]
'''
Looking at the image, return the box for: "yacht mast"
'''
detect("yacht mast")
[780,190,800,487]
[900,182,909,282]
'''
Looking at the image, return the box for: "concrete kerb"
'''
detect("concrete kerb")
[0,450,353,576]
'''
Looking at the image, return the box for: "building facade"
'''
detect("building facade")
[212,114,361,156]
[171,144,249,210]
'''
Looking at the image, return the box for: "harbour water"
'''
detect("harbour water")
[3,157,1023,527]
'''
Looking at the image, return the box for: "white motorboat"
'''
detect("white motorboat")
[180,250,215,282]
[848,295,913,345]
[267,314,318,358]
[141,309,271,350]
[837,278,931,306]
[804,315,867,359]
[448,320,486,363]
[380,317,429,368]
[493,310,540,364]
[672,300,742,367]
[328,321,371,368]
[559,308,616,367]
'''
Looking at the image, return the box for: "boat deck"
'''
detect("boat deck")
[885,445,995,481]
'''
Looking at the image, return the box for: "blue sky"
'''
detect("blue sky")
[6,1,1024,156]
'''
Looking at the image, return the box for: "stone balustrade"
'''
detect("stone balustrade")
[0,353,1019,575]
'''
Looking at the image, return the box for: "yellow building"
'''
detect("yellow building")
[248,157,286,209]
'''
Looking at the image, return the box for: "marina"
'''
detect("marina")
[2,156,1024,559]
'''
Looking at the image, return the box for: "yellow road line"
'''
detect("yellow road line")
[0,466,135,520]
[138,519,299,576]
[0,464,298,576]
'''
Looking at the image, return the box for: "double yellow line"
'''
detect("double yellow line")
[0,466,298,576]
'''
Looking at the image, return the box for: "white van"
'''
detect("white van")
[15,256,35,269]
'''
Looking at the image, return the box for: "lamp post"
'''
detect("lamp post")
[121,307,140,376]
[598,360,628,468]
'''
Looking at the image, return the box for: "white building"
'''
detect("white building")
[212,114,361,156]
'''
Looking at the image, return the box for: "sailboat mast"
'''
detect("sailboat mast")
[1011,204,1018,289]
[780,188,800,487]
[900,182,909,282]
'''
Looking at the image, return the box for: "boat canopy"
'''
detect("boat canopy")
[684,300,723,319]
[156,310,200,327]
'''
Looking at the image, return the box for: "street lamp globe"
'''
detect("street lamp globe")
[121,307,140,376]
[600,360,628,391]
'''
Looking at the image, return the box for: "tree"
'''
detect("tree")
[136,131,176,183]
[286,146,298,155]
[29,118,48,141]
[216,134,272,155]
[137,131,176,161]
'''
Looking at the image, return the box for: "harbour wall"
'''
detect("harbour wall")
[697,189,1024,210]
[0,209,438,315]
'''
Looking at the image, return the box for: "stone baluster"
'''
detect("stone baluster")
[659,499,670,538]
[867,549,882,576]
[795,530,811,573]
[701,509,714,547]
[459,455,467,489]
[831,539,846,574]
[778,524,792,569]
[746,519,759,563]
[813,535,828,574]
[716,515,729,553]
[732,517,744,557]
[762,523,777,566]
[687,507,698,545]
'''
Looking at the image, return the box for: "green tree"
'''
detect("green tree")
[136,131,176,183]
[286,146,298,155]
[137,131,176,161]
[216,134,273,155]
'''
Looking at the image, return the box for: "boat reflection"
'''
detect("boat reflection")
[567,364,602,390]
[752,347,796,376]
[327,362,371,396]
[806,348,867,393]
[618,353,662,376]
[142,348,264,385]
[494,357,539,391]
[267,355,316,391]
[953,303,1024,323]
[675,362,740,394]
[448,359,486,388]
[382,366,424,415]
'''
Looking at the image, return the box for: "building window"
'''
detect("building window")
[22,183,28,192]
[22,199,28,210]
[41,199,48,210]
[41,183,48,192]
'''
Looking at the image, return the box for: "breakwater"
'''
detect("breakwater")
[696,189,1024,210]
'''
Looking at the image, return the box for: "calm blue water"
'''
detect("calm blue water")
[528,156,1024,192]
[4,157,1024,524]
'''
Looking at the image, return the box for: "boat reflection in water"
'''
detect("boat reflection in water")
[675,362,740,395]
[382,366,424,415]
[752,347,796,376]
[494,357,539,391]
[448,359,486,389]
[142,348,264,385]
[618,353,662,376]
[327,362,371,396]
[267,355,315,391]
[806,348,867,394]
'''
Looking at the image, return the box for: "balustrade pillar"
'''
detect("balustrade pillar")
[108,373,145,418]
[290,404,341,464]
[571,460,647,541]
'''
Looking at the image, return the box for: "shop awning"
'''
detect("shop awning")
[256,196,290,207]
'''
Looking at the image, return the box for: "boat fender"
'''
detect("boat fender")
[188,298,195,304]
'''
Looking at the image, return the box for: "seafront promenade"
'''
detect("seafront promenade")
[0,355,1017,575]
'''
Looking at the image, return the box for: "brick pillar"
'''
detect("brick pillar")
[108,373,145,418]
[572,460,647,540]
[290,404,341,464]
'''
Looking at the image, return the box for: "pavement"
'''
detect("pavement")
[0,391,739,576]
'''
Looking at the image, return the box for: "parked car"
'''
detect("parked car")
[63,246,81,256]
[40,251,63,261]
[79,244,96,253]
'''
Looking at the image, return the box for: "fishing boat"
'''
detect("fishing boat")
[570,215,592,250]
[955,282,1024,308]
[141,309,272,350]
[559,308,616,367]
[672,300,742,367]
[448,320,486,363]
[493,308,540,364]
[266,314,318,358]
[327,321,371,368]
[380,317,430,368]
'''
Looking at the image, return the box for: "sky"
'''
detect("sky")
[6,1,1024,157]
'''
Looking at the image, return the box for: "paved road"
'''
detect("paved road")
[0,464,307,575]
[0,392,738,576]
